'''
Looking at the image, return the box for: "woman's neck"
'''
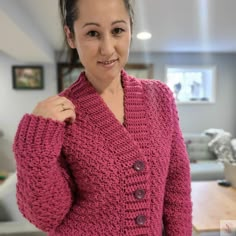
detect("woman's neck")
[85,71,123,96]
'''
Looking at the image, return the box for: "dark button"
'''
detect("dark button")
[135,215,146,225]
[134,189,146,200]
[133,160,145,171]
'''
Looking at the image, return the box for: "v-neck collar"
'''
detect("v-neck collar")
[70,70,148,152]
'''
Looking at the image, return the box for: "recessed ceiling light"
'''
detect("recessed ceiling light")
[136,32,152,40]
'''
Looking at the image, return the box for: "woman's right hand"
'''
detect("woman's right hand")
[32,95,76,123]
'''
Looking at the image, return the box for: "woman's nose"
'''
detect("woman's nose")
[99,34,115,57]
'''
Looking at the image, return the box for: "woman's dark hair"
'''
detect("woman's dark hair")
[59,0,134,64]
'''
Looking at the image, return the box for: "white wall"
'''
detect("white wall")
[0,52,57,171]
[128,52,236,137]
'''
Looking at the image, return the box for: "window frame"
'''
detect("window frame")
[165,65,217,104]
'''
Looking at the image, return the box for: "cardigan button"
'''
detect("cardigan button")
[133,160,145,171]
[135,215,146,225]
[134,189,145,200]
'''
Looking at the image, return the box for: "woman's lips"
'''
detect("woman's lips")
[98,59,118,65]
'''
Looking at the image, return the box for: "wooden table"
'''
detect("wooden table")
[191,181,236,234]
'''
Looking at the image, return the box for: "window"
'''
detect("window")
[165,66,216,104]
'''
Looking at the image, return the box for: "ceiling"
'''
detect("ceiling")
[1,0,236,63]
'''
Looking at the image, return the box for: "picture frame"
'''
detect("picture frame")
[12,66,44,89]
[57,63,84,92]
[124,63,154,79]
[57,63,154,92]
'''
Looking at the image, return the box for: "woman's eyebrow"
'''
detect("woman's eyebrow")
[112,20,128,25]
[82,20,128,28]
[82,22,100,28]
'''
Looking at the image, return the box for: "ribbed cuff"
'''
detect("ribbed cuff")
[13,114,65,157]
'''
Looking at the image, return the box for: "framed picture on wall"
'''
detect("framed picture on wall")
[57,63,84,92]
[12,65,44,89]
[57,63,154,92]
[124,64,153,79]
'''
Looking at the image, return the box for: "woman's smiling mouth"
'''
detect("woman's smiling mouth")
[98,59,118,65]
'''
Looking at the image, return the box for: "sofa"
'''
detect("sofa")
[0,173,46,236]
[183,133,225,181]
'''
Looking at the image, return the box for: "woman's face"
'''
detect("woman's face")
[65,0,131,82]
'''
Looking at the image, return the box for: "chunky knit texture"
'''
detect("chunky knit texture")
[13,70,192,236]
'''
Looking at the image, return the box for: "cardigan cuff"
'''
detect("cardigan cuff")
[13,114,65,156]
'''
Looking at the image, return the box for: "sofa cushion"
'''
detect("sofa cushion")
[190,161,224,181]
[0,222,46,236]
[184,134,216,162]
[0,173,26,222]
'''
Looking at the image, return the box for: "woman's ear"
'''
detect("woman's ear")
[64,25,76,49]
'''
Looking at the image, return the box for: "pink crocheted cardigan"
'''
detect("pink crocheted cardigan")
[13,70,192,235]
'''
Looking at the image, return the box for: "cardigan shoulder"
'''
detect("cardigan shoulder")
[125,73,176,117]
[122,70,174,104]
[140,78,174,104]
[127,75,177,139]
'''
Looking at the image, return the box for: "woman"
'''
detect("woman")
[13,0,192,235]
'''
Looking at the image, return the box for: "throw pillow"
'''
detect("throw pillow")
[203,128,225,138]
[208,132,235,163]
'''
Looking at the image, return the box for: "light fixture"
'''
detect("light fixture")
[136,32,152,40]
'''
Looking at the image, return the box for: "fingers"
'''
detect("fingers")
[32,96,76,123]
[62,109,76,123]
[57,96,75,107]
[45,96,75,110]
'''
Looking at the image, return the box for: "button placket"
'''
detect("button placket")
[132,160,147,227]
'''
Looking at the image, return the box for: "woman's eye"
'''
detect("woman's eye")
[87,31,99,37]
[112,28,125,35]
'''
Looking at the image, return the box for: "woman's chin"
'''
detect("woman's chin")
[97,64,121,78]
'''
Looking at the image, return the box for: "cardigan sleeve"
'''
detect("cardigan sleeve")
[162,94,192,235]
[13,114,75,233]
